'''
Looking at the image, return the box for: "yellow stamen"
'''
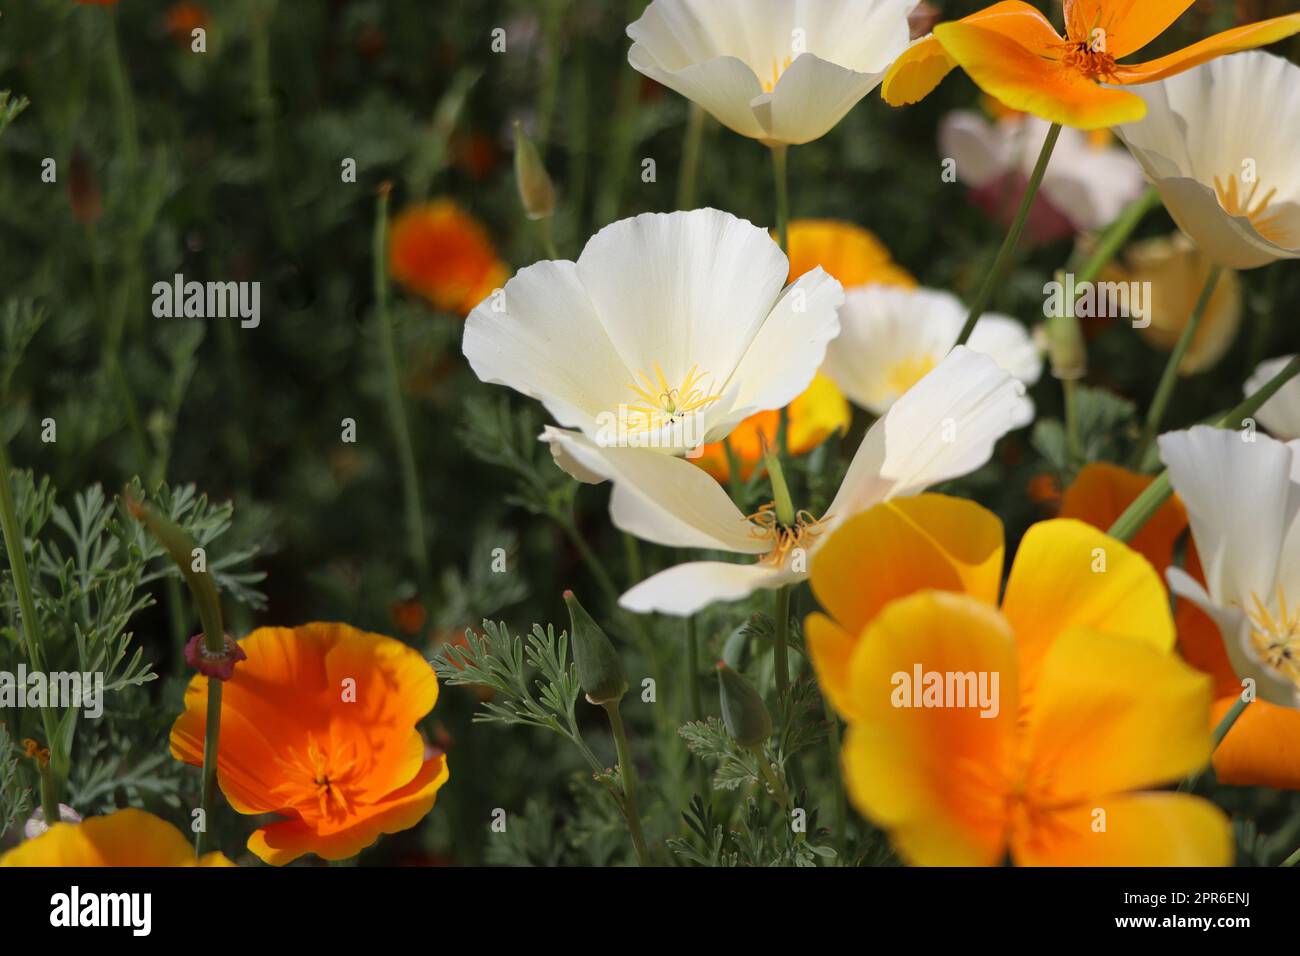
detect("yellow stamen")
[623,362,722,434]
[1244,586,1300,688]
[1214,174,1290,246]
[873,353,937,403]
[745,502,826,568]
[762,55,794,94]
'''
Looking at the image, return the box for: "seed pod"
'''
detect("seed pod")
[513,121,556,221]
[564,590,627,705]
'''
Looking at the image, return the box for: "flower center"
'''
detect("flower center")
[745,502,826,567]
[875,354,937,401]
[1057,39,1118,82]
[1244,587,1300,690]
[761,55,794,93]
[623,363,722,434]
[1214,173,1290,246]
[272,733,364,822]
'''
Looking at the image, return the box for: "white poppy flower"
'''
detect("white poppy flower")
[823,285,1041,416]
[1160,426,1300,707]
[626,0,918,146]
[543,346,1032,616]
[463,208,843,458]
[1246,355,1300,441]
[939,110,1146,234]
[1115,51,1300,270]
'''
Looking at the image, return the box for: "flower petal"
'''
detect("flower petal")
[1248,355,1300,441]
[841,591,1018,867]
[1023,629,1213,802]
[1059,461,1188,575]
[1000,519,1175,702]
[0,809,236,867]
[541,428,765,553]
[751,53,886,145]
[1013,792,1232,867]
[933,20,1146,129]
[1211,696,1300,790]
[1064,0,1196,59]
[1112,14,1300,86]
[620,560,794,616]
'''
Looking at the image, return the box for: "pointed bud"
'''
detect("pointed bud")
[564,590,627,705]
[1045,271,1087,381]
[717,661,771,747]
[513,120,556,221]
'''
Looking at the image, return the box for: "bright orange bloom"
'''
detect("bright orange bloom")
[808,494,1230,866]
[170,622,449,865]
[883,1,1300,129]
[694,220,911,482]
[0,809,234,867]
[389,200,509,316]
[1059,462,1300,790]
[164,2,210,43]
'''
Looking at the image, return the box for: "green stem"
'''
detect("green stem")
[0,437,61,794]
[825,701,845,861]
[601,700,650,866]
[771,145,790,254]
[103,7,139,175]
[1182,694,1251,793]
[1282,844,1300,868]
[773,585,791,703]
[1063,378,1084,472]
[685,616,702,722]
[622,532,643,586]
[1076,187,1160,286]
[373,185,431,586]
[37,759,59,827]
[723,436,743,501]
[677,103,706,209]
[1109,355,1300,542]
[536,216,559,260]
[558,507,621,610]
[954,123,1062,348]
[1130,266,1222,469]
[195,680,223,857]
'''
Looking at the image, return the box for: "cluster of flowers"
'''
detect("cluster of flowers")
[8,0,1299,868]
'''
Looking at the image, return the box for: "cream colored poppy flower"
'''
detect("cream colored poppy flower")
[1247,355,1300,441]
[463,209,843,458]
[1115,51,1300,270]
[627,0,918,146]
[824,285,1041,416]
[1160,426,1300,707]
[544,347,1032,616]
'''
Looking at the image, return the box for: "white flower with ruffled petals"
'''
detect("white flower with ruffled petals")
[463,209,844,459]
[1115,51,1300,270]
[824,285,1041,416]
[1160,426,1300,707]
[627,0,918,146]
[543,347,1032,616]
[1246,356,1300,441]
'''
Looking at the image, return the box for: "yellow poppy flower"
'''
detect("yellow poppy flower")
[883,1,1300,130]
[0,809,235,867]
[807,494,1231,866]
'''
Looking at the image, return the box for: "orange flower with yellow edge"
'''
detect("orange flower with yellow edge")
[883,1,1300,129]
[0,809,234,867]
[389,199,508,316]
[170,622,449,865]
[807,493,1231,865]
[1060,459,1300,791]
[694,220,911,482]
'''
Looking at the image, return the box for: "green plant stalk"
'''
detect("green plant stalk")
[1182,694,1251,793]
[601,700,650,865]
[1130,266,1223,468]
[1075,187,1160,284]
[825,701,845,861]
[1283,844,1300,868]
[36,757,59,827]
[1063,378,1084,472]
[373,186,431,587]
[251,0,293,253]
[685,615,702,722]
[771,145,790,254]
[0,437,63,794]
[1109,354,1300,542]
[677,103,706,209]
[773,585,791,703]
[195,680,223,857]
[954,123,1062,348]
[103,8,139,173]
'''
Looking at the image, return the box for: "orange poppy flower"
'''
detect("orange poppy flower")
[694,220,912,482]
[389,200,509,316]
[883,1,1300,129]
[0,809,234,867]
[1058,461,1300,790]
[164,2,210,43]
[170,622,449,865]
[808,494,1230,866]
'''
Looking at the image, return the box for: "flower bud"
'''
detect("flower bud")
[513,121,556,221]
[1045,271,1087,381]
[564,590,627,705]
[717,661,771,747]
